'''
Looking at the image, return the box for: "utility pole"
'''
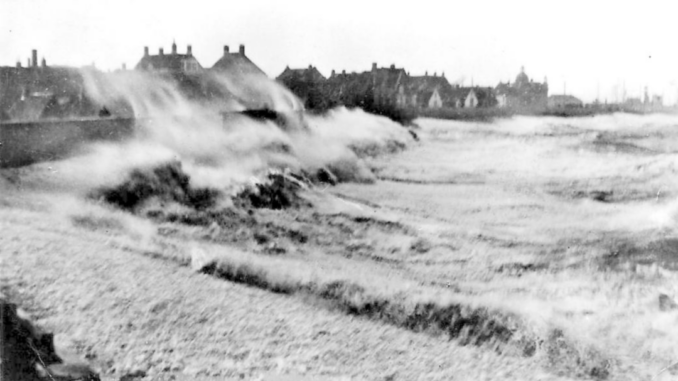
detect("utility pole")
[596,82,600,103]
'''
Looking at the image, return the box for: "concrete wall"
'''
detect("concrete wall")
[0,117,135,168]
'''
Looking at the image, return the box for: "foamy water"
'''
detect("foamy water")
[349,113,678,379]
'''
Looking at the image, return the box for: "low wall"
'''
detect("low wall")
[0,117,136,168]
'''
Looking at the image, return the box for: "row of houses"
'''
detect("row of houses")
[2,42,587,122]
[135,42,266,77]
[0,42,269,121]
[276,63,574,112]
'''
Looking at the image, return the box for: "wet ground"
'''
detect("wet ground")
[4,113,678,380]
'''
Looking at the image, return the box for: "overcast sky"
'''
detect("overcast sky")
[2,0,677,103]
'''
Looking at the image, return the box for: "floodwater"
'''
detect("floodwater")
[4,112,678,380]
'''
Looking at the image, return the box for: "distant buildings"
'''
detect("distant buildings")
[495,67,548,110]
[0,42,272,122]
[548,95,583,109]
[135,42,202,73]
[276,65,327,109]
[135,42,266,77]
[212,44,267,77]
[407,73,451,108]
[461,87,496,108]
[0,49,102,121]
[276,63,505,114]
[369,63,409,108]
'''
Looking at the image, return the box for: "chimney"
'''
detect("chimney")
[372,62,377,71]
[172,41,177,55]
[187,45,192,56]
[239,44,245,55]
[342,70,346,75]
[390,64,395,70]
[308,64,312,70]
[331,69,335,76]
[159,48,164,56]
[144,46,149,56]
[32,49,37,67]
[16,61,21,68]
[41,58,46,68]
[224,45,230,56]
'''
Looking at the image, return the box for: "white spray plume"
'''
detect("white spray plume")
[14,69,409,195]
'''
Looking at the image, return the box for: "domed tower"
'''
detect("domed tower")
[514,66,530,88]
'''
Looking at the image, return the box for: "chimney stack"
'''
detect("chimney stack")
[224,45,230,56]
[372,62,377,71]
[16,61,21,68]
[41,58,46,68]
[239,44,245,55]
[172,41,177,54]
[159,48,164,56]
[144,46,149,56]
[331,69,335,76]
[32,50,37,67]
[390,64,395,70]
[187,45,192,56]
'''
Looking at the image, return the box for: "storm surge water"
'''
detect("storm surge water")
[7,103,678,379]
[374,113,678,379]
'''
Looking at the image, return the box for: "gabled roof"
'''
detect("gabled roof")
[466,87,494,103]
[277,66,326,82]
[407,75,454,104]
[212,51,266,77]
[371,66,408,90]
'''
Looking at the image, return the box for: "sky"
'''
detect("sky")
[2,0,678,104]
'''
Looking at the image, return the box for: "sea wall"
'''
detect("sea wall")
[0,117,135,168]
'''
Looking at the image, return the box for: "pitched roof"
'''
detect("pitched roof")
[276,66,326,82]
[212,51,266,77]
[407,75,454,104]
[371,66,408,91]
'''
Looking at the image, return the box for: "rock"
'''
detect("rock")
[659,293,678,311]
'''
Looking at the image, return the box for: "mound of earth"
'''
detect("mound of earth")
[234,172,311,210]
[91,161,220,212]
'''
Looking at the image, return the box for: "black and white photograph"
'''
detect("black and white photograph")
[2,1,678,380]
